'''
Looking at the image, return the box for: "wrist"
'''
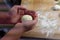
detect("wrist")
[14,23,29,32]
[7,23,25,36]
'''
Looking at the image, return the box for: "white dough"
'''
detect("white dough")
[53,5,60,10]
[21,15,33,22]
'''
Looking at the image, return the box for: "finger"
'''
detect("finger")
[22,20,37,31]
[22,20,37,27]
[17,8,25,15]
[31,14,38,26]
[10,5,25,23]
[11,5,26,12]
[10,5,23,15]
[33,13,38,23]
[11,16,21,23]
[12,5,25,9]
[14,23,23,28]
[11,5,26,16]
[9,6,18,16]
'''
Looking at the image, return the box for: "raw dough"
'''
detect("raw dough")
[21,15,33,22]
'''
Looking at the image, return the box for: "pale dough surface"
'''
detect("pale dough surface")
[21,15,33,22]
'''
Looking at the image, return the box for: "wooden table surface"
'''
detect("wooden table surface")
[21,0,60,39]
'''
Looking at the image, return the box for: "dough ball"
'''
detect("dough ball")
[21,15,33,22]
[53,5,60,10]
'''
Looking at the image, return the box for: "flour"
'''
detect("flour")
[37,11,58,37]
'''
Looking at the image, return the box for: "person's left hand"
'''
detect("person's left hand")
[9,5,25,23]
[9,5,38,31]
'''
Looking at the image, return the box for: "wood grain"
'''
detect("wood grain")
[21,0,60,39]
[21,0,55,11]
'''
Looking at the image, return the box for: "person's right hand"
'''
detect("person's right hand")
[15,16,37,31]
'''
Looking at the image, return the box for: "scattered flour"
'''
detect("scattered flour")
[37,11,58,37]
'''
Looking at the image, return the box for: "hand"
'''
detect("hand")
[15,17,37,31]
[10,5,25,23]
[10,5,38,31]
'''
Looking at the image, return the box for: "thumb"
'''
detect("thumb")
[14,23,23,28]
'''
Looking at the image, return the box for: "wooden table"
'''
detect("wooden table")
[21,0,60,39]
